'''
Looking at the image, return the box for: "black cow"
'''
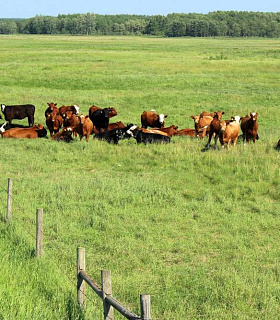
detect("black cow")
[95,124,134,144]
[89,108,110,133]
[1,104,35,127]
[127,126,171,144]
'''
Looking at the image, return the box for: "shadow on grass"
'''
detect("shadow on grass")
[201,145,221,152]
[66,293,86,320]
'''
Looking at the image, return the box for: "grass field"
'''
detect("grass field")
[0,35,280,320]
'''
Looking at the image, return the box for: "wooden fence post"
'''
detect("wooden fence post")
[36,208,43,257]
[102,269,114,320]
[77,247,86,308]
[6,178,13,223]
[140,294,151,320]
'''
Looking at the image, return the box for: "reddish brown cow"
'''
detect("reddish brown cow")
[108,121,126,130]
[89,105,118,119]
[205,111,225,149]
[63,111,80,136]
[1,124,47,139]
[154,125,178,137]
[191,115,213,137]
[59,105,79,118]
[240,112,259,144]
[45,102,59,118]
[175,128,204,137]
[76,115,94,142]
[46,111,63,137]
[141,110,168,129]
[52,127,73,142]
[200,111,216,117]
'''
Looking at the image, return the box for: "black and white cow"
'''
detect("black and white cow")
[127,125,171,144]
[1,104,35,127]
[95,124,134,144]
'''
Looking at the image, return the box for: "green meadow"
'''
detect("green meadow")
[0,35,280,319]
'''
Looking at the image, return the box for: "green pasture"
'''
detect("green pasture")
[0,35,280,320]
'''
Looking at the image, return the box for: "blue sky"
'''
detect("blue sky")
[1,0,279,18]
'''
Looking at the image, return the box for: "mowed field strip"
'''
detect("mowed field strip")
[0,35,280,319]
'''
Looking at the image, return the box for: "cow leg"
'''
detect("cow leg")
[205,130,213,149]
[243,134,247,145]
[214,134,219,149]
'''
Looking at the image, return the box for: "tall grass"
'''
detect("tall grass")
[0,35,280,319]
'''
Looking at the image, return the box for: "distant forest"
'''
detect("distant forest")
[1,11,280,37]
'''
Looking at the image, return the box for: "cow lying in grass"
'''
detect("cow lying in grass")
[0,123,47,139]
[95,124,134,144]
[127,125,171,144]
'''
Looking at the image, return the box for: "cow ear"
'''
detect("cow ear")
[55,103,57,106]
[222,112,225,114]
[190,116,194,119]
[164,115,168,118]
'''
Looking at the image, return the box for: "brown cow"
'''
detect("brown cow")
[46,111,63,137]
[200,111,216,117]
[107,121,126,130]
[89,105,118,119]
[52,127,73,143]
[219,116,240,149]
[59,105,79,118]
[45,102,59,118]
[175,128,204,137]
[76,115,94,142]
[63,111,80,136]
[141,110,168,129]
[191,115,213,137]
[240,112,259,144]
[1,124,47,139]
[154,125,178,137]
[205,111,225,149]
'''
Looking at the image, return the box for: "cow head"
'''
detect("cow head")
[47,102,57,109]
[233,116,241,123]
[126,124,138,137]
[1,104,5,112]
[0,122,7,133]
[250,112,258,121]
[219,121,227,132]
[108,107,118,118]
[215,111,224,120]
[190,115,200,124]
[79,114,86,124]
[159,114,167,128]
[102,108,110,119]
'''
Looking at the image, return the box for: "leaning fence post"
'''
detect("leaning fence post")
[6,178,13,223]
[102,269,114,320]
[140,294,151,320]
[36,208,43,257]
[77,247,86,308]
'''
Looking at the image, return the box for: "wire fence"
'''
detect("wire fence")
[1,178,152,320]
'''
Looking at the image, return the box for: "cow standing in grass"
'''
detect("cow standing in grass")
[241,112,259,144]
[1,104,35,127]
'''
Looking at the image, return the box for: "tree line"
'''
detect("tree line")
[1,11,280,37]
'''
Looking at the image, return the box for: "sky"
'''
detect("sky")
[1,0,279,19]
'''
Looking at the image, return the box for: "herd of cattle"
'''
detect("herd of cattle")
[0,102,261,148]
